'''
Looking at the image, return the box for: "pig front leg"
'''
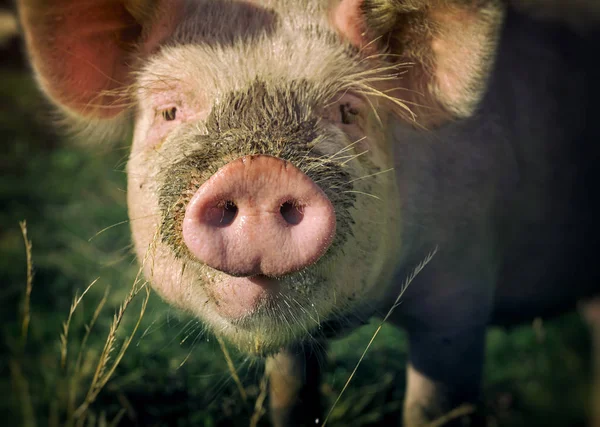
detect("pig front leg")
[403,334,487,427]
[403,363,472,426]
[266,344,325,427]
[392,262,494,426]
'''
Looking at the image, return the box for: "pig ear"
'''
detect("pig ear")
[18,0,181,139]
[332,0,505,125]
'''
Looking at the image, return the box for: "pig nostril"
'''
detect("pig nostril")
[280,200,304,225]
[220,201,238,226]
[205,200,237,227]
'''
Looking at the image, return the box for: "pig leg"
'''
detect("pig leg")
[582,297,600,427]
[402,323,488,427]
[266,343,324,427]
[403,363,485,427]
[391,262,494,427]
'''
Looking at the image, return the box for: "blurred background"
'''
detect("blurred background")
[0,1,594,426]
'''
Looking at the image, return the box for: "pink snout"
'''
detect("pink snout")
[182,155,336,277]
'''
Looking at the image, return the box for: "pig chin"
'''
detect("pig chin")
[205,274,282,320]
[199,264,325,323]
[193,264,330,354]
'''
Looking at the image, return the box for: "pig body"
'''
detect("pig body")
[387,12,600,421]
[392,10,598,329]
[18,0,599,425]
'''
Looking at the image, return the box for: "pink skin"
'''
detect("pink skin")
[182,155,337,318]
[20,0,182,119]
[330,0,374,53]
[204,275,281,320]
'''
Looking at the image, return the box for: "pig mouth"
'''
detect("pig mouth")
[206,274,281,320]
[208,268,373,355]
[205,272,323,323]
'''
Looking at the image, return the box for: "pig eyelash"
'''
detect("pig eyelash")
[161,107,178,121]
[340,103,359,125]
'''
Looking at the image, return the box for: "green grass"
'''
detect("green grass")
[0,69,593,427]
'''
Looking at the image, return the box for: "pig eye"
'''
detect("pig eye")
[340,103,359,125]
[161,107,177,121]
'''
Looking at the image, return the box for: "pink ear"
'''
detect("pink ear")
[19,0,181,120]
[331,0,505,125]
[331,0,372,51]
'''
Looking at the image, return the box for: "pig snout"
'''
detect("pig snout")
[182,155,336,278]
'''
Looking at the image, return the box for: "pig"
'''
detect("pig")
[17,0,600,425]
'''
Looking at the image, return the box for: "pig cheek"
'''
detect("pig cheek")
[318,123,396,306]
[126,172,213,314]
[126,157,160,279]
[126,152,185,304]
[333,175,398,305]
[127,116,172,261]
[354,175,401,302]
